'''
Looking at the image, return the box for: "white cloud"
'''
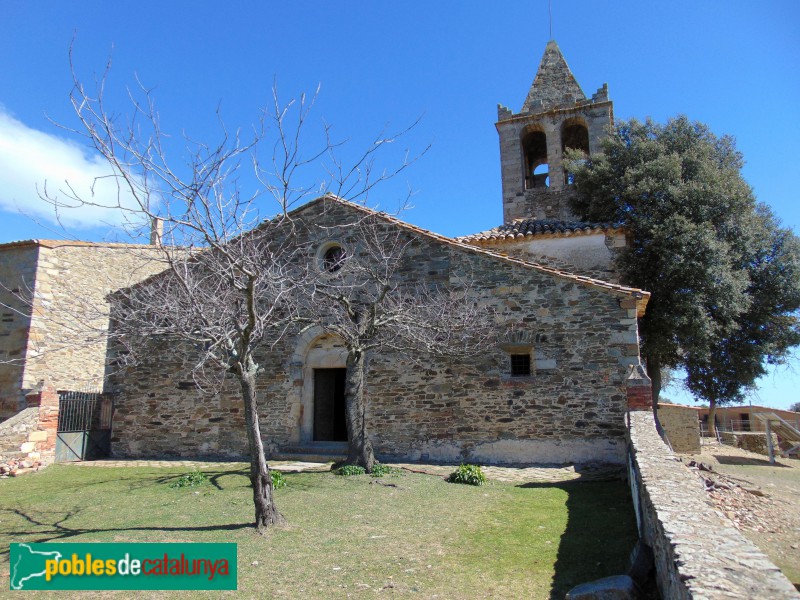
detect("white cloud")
[0,109,149,230]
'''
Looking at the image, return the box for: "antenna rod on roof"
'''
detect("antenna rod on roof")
[549,0,553,40]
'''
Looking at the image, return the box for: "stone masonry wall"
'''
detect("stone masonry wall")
[0,406,39,458]
[0,244,38,419]
[627,411,799,599]
[111,200,645,465]
[656,403,700,453]
[109,340,248,458]
[20,243,167,399]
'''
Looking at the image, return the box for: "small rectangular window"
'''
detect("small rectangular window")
[510,354,531,377]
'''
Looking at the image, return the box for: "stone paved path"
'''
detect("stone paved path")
[67,458,624,483]
[393,462,624,483]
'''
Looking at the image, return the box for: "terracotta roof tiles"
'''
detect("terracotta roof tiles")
[457,218,621,244]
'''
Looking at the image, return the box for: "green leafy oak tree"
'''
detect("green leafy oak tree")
[568,116,800,428]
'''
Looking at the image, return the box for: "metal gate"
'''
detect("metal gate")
[55,391,114,462]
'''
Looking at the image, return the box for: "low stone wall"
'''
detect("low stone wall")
[627,411,799,599]
[720,431,778,456]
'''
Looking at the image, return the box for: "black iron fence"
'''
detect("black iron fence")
[55,390,114,462]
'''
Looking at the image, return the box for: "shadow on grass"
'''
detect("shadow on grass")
[150,467,327,492]
[714,454,791,467]
[151,468,251,491]
[0,506,252,562]
[31,469,254,494]
[0,468,323,561]
[517,476,637,600]
[0,467,304,563]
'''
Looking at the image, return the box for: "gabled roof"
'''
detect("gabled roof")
[293,196,649,316]
[111,195,649,317]
[457,218,621,245]
[522,40,586,113]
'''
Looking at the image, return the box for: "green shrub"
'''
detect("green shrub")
[334,463,402,477]
[446,464,486,486]
[271,470,287,489]
[370,463,401,478]
[335,465,367,476]
[169,470,208,488]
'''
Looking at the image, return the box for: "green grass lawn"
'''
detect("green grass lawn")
[0,465,637,599]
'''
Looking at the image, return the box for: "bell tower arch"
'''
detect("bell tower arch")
[496,40,613,222]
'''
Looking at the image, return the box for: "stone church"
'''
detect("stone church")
[107,41,649,465]
[1,41,651,466]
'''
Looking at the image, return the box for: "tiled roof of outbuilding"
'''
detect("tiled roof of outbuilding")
[456,219,621,244]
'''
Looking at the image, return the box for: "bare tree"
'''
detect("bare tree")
[298,208,494,471]
[109,226,306,529]
[32,57,424,531]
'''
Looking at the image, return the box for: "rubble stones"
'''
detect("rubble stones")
[689,461,786,536]
[0,456,44,477]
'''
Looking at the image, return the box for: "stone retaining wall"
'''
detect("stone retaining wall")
[720,431,779,456]
[627,411,799,599]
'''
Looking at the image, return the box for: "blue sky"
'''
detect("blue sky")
[1,1,799,409]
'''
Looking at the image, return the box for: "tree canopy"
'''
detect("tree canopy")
[568,116,800,409]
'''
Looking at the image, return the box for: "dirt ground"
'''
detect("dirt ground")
[679,441,800,586]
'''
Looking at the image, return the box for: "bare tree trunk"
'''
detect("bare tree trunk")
[237,363,285,532]
[708,398,717,437]
[344,349,375,472]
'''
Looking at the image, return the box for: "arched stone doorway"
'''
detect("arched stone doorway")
[290,326,349,445]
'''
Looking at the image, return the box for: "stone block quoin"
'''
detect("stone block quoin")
[23,381,59,458]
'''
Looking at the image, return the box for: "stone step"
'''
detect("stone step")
[271,444,347,463]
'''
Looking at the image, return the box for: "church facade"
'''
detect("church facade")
[110,196,647,464]
[108,41,650,465]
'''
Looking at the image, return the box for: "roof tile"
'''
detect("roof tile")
[457,218,620,244]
